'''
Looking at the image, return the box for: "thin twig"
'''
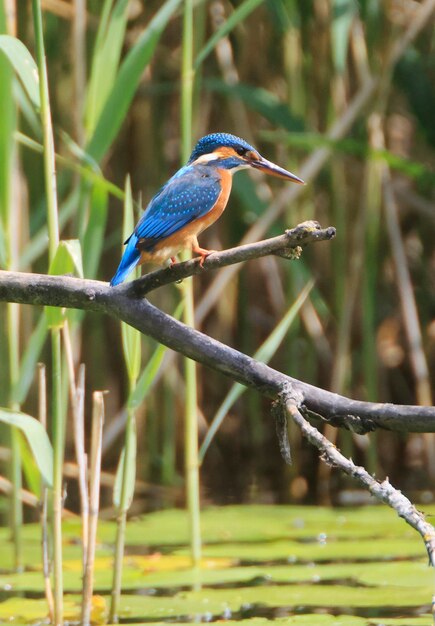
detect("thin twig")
[284,396,435,567]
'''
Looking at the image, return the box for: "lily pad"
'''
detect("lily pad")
[182,536,423,563]
[0,505,433,624]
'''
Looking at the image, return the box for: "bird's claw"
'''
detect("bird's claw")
[191,242,217,268]
[198,249,217,267]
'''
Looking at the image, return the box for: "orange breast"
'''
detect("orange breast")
[192,168,232,235]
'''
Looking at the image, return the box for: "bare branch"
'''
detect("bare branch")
[0,224,434,434]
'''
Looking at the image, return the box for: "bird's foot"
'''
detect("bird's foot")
[169,256,179,268]
[192,245,216,268]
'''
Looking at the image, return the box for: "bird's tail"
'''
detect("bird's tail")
[110,234,141,286]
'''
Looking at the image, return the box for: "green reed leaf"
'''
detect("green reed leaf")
[87,0,182,162]
[48,239,84,278]
[18,434,41,499]
[0,35,40,108]
[85,0,130,136]
[11,313,47,406]
[0,38,14,245]
[83,182,109,279]
[331,0,358,74]
[205,79,304,131]
[0,408,53,487]
[45,239,84,328]
[121,176,141,383]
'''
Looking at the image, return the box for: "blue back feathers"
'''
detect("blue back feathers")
[188,133,255,163]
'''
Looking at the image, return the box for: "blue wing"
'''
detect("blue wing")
[134,165,221,245]
[110,165,221,286]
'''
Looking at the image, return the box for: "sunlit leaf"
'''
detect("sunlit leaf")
[0,36,15,244]
[18,434,41,499]
[121,177,141,382]
[45,239,84,328]
[0,408,53,487]
[0,35,40,108]
[46,239,83,281]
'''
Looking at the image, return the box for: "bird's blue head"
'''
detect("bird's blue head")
[188,133,254,164]
[188,132,304,183]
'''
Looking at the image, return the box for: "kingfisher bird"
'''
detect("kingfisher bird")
[110,132,304,286]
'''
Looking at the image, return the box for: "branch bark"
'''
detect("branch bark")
[0,223,434,433]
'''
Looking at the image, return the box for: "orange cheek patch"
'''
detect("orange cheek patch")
[213,146,238,159]
[247,150,259,161]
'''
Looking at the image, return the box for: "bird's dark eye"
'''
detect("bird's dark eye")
[236,147,248,156]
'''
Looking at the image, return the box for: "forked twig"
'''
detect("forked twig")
[279,386,435,567]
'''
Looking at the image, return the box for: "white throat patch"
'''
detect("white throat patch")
[192,154,250,176]
[192,153,219,165]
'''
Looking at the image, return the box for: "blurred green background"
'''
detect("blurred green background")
[0,0,434,522]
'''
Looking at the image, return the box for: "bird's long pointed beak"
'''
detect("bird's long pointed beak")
[252,156,305,184]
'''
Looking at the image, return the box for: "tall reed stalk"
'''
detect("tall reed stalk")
[109,178,140,624]
[81,391,104,626]
[0,0,23,572]
[180,0,201,567]
[32,2,63,624]
[3,70,23,575]
[38,363,54,622]
[109,402,136,624]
